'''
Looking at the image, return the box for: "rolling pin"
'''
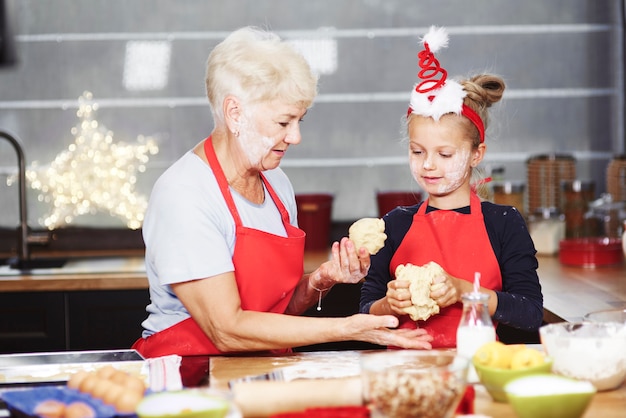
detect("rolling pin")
[231,376,363,417]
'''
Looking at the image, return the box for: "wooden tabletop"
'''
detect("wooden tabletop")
[209,350,626,418]
[536,255,626,322]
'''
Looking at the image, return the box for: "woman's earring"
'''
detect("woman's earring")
[232,130,239,137]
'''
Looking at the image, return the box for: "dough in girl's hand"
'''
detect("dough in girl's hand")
[396,261,443,321]
[348,218,387,255]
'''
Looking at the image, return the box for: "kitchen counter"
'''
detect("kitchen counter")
[1,252,623,321]
[208,350,626,417]
[0,251,330,292]
[0,256,148,291]
[536,255,626,322]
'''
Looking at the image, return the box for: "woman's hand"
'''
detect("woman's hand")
[347,314,433,349]
[312,237,370,288]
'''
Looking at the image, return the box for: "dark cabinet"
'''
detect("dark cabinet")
[0,290,149,354]
[0,292,66,353]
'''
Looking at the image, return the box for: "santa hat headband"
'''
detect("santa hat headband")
[407,26,485,143]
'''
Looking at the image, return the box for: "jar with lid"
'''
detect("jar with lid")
[622,220,626,257]
[493,181,525,216]
[456,292,496,381]
[586,194,626,238]
[528,208,566,255]
[561,180,595,238]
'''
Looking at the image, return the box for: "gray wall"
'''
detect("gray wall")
[0,0,624,229]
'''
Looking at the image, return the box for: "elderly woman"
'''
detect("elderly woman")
[132,27,433,357]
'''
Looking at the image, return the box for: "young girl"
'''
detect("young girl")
[360,26,543,348]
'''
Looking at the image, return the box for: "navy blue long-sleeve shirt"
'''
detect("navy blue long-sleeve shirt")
[360,201,544,331]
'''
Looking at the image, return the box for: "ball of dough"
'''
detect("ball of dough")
[396,261,443,321]
[348,218,387,255]
[33,400,65,418]
[65,402,95,418]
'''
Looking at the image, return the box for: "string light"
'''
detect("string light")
[21,91,159,230]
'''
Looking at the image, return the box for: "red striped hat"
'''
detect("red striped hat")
[407,26,485,143]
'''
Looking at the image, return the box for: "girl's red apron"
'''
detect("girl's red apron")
[389,192,502,348]
[132,137,305,357]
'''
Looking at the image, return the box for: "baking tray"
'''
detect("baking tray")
[0,349,146,387]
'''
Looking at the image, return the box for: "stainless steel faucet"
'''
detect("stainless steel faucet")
[1,130,30,265]
[1,130,55,269]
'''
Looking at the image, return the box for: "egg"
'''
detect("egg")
[33,399,66,418]
[78,374,99,395]
[96,365,117,380]
[102,382,126,406]
[114,389,143,414]
[67,370,89,390]
[90,378,115,400]
[124,374,147,395]
[65,401,96,418]
[111,370,131,385]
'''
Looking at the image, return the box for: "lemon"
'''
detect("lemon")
[473,341,514,369]
[510,347,546,370]
[508,344,527,353]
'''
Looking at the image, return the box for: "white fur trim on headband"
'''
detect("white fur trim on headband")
[422,26,449,53]
[409,79,466,121]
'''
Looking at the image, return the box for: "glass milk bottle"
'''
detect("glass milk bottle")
[456,291,496,382]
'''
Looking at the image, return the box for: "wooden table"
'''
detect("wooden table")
[208,350,626,418]
[536,255,626,323]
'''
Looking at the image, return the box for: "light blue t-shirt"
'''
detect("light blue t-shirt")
[140,150,298,336]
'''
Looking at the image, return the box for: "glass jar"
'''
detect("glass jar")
[526,154,576,215]
[606,154,626,202]
[586,194,626,238]
[528,208,566,255]
[622,220,626,257]
[456,292,496,382]
[493,181,525,216]
[561,180,595,238]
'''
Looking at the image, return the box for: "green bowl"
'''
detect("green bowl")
[473,357,554,402]
[504,374,596,418]
[136,391,230,418]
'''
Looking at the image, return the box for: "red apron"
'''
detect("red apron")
[389,192,502,348]
[132,137,305,357]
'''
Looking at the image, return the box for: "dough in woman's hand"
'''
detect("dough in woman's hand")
[396,261,443,321]
[348,218,387,255]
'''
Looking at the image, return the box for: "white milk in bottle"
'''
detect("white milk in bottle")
[456,288,495,382]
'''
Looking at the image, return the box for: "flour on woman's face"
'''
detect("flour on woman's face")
[236,113,275,167]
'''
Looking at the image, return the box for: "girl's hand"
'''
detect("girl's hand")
[385,279,413,316]
[430,271,462,308]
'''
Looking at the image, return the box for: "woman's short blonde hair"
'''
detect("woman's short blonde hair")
[205,27,319,125]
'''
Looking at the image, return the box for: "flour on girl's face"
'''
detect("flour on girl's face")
[437,148,471,194]
[411,147,472,195]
